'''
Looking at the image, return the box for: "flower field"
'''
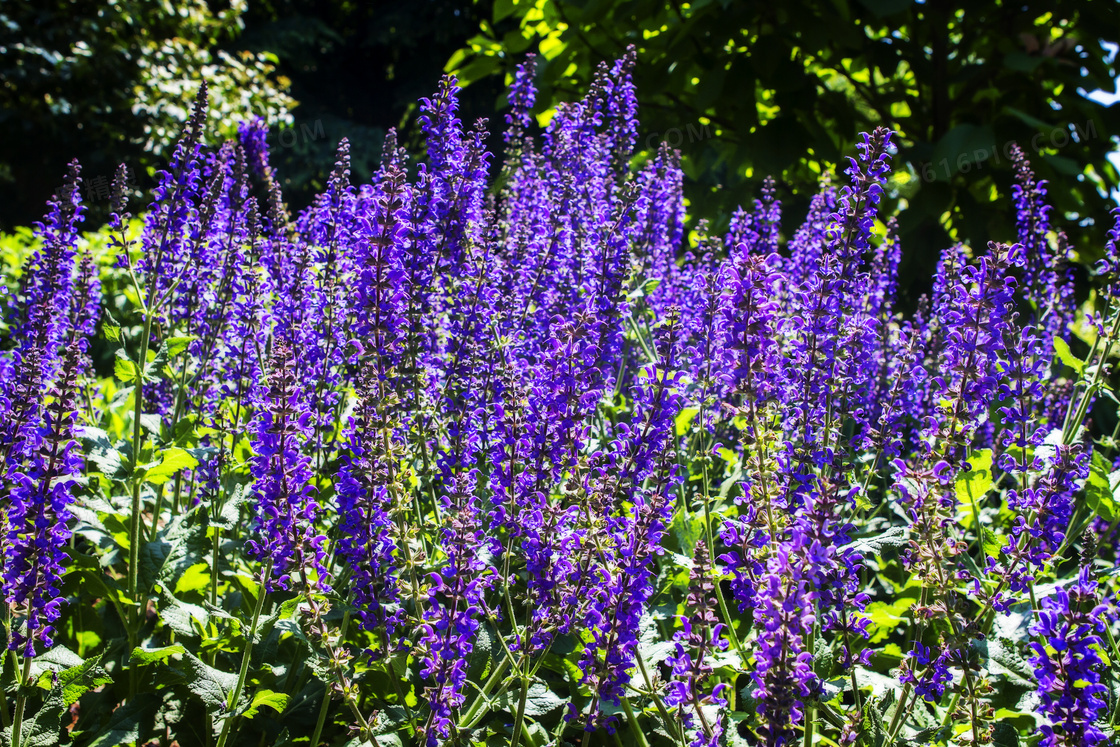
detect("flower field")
[0,52,1117,746]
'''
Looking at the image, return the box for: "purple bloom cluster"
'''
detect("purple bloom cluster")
[3,344,85,656]
[245,343,329,592]
[1029,567,1109,746]
[4,46,1115,747]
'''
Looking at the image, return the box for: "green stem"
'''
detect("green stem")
[620,696,651,747]
[10,656,31,747]
[509,672,531,747]
[884,682,913,743]
[127,312,156,695]
[210,528,221,608]
[803,626,817,747]
[634,650,684,744]
[459,657,511,729]
[698,430,749,669]
[215,563,272,747]
[308,605,349,747]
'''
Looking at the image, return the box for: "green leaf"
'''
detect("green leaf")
[992,722,1021,747]
[213,483,248,530]
[129,644,187,666]
[75,426,129,480]
[1053,336,1085,374]
[242,689,290,719]
[674,406,700,436]
[12,651,115,746]
[1086,453,1117,522]
[844,526,908,558]
[982,637,1035,689]
[174,562,211,595]
[84,693,160,747]
[864,597,914,644]
[144,343,170,380]
[494,679,566,717]
[145,447,199,486]
[163,335,198,358]
[13,688,66,747]
[172,651,239,709]
[160,592,211,636]
[32,651,112,708]
[142,510,208,596]
[114,355,139,384]
[955,449,993,528]
[104,322,121,342]
[859,693,887,747]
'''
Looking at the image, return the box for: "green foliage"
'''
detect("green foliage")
[0,1,293,230]
[450,0,1120,289]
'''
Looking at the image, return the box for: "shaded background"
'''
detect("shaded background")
[2,0,1119,303]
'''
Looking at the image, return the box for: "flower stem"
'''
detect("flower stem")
[10,656,31,747]
[215,562,272,747]
[509,670,530,747]
[620,696,651,747]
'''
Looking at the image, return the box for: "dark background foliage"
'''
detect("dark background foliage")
[450,0,1120,301]
[3,0,1119,302]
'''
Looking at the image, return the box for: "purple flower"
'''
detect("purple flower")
[665,541,727,747]
[1028,567,1109,746]
[245,343,329,592]
[3,343,84,656]
[750,548,817,745]
[336,371,401,644]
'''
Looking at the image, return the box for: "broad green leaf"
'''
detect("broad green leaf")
[844,526,908,558]
[163,335,198,358]
[494,680,566,717]
[674,406,699,436]
[1085,452,1117,522]
[32,651,112,708]
[13,688,66,747]
[160,592,210,636]
[174,562,211,595]
[145,447,199,485]
[114,355,139,384]
[982,637,1035,689]
[130,644,186,666]
[84,692,160,747]
[864,598,914,643]
[1052,336,1085,374]
[173,651,240,708]
[243,689,290,719]
[955,449,993,528]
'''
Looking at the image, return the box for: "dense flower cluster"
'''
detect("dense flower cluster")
[0,51,1116,747]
